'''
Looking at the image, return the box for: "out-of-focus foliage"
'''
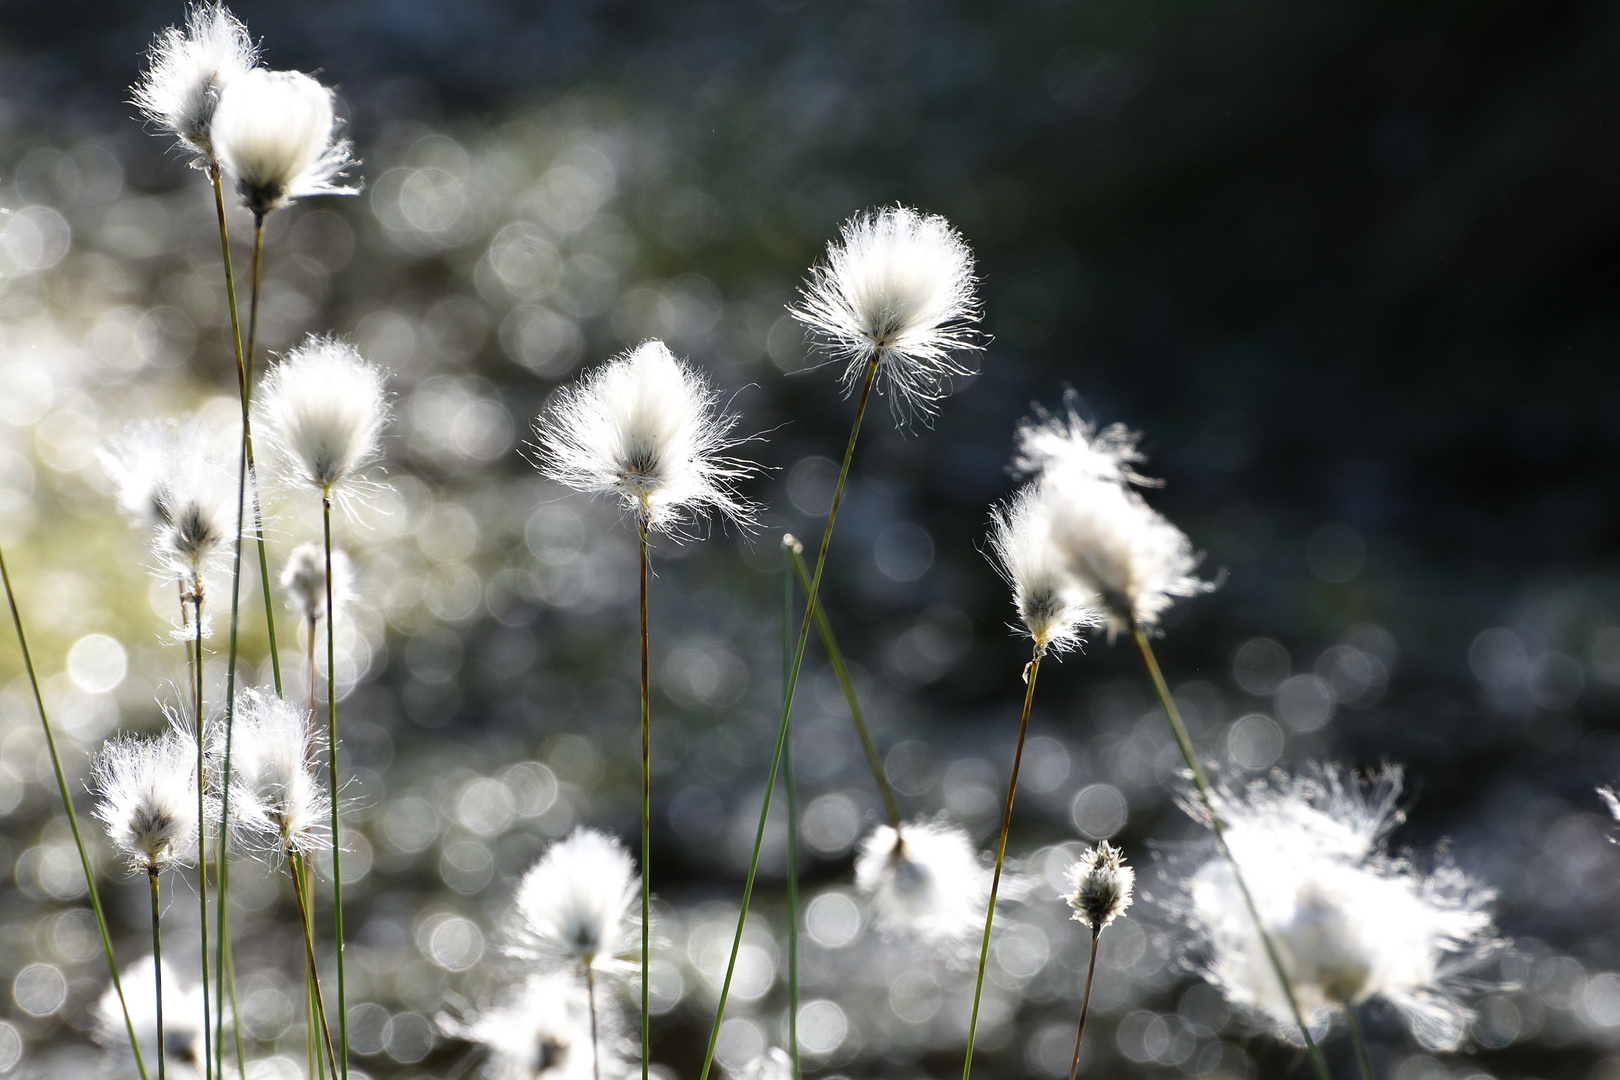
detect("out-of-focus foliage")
[0,0,1616,1077]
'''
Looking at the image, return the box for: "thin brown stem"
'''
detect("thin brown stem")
[150,869,165,1080]
[289,852,341,1080]
[322,496,349,1079]
[192,595,213,1080]
[1066,933,1101,1080]
[637,519,651,1080]
[586,965,603,1080]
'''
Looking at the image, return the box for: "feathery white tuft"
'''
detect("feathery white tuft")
[509,827,641,980]
[1184,764,1498,1051]
[95,955,210,1079]
[730,1048,794,1080]
[93,725,201,875]
[530,339,758,533]
[100,419,182,530]
[791,205,982,423]
[854,820,990,948]
[988,482,1101,656]
[1044,471,1212,637]
[222,686,328,857]
[132,3,259,162]
[281,541,354,625]
[210,67,358,215]
[1600,785,1620,824]
[440,973,612,1080]
[1014,393,1156,488]
[1063,840,1134,933]
[257,335,389,500]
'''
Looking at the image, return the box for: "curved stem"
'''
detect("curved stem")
[1066,933,1100,1080]
[637,519,652,1080]
[1132,628,1331,1080]
[0,543,148,1080]
[1344,1002,1374,1080]
[150,869,165,1080]
[586,965,603,1080]
[193,595,213,1080]
[696,357,880,1080]
[289,852,341,1080]
[322,498,349,1079]
[788,544,900,828]
[962,648,1041,1080]
[782,551,800,1078]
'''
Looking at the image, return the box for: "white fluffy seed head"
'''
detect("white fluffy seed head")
[132,3,259,162]
[96,955,209,1077]
[988,482,1101,655]
[1014,394,1156,488]
[1063,840,1135,933]
[440,973,608,1080]
[280,541,353,625]
[92,726,200,875]
[530,339,758,534]
[509,827,641,979]
[792,205,982,424]
[730,1048,794,1080]
[1600,785,1620,824]
[257,335,389,500]
[210,67,358,215]
[1045,471,1212,637]
[223,686,327,858]
[854,820,990,950]
[1184,764,1498,1051]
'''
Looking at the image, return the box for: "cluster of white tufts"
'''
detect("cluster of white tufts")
[1184,764,1498,1050]
[92,725,201,876]
[257,335,390,503]
[853,819,992,949]
[221,687,329,857]
[441,972,615,1080]
[531,339,757,534]
[96,955,211,1079]
[131,2,258,161]
[509,828,641,980]
[280,541,354,626]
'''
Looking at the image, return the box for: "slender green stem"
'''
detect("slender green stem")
[637,519,652,1080]
[696,357,881,1080]
[150,869,165,1080]
[0,543,148,1080]
[1132,628,1331,1080]
[322,498,349,1079]
[963,649,1041,1080]
[586,965,603,1080]
[788,543,900,828]
[1066,933,1100,1080]
[193,595,213,1080]
[1344,1002,1374,1080]
[224,933,246,1080]
[289,852,341,1080]
[302,856,324,1080]
[782,547,800,1078]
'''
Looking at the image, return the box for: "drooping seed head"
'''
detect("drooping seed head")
[210,67,358,215]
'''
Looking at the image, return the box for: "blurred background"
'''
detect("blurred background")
[0,0,1616,1077]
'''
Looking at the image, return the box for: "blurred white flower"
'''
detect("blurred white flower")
[100,419,183,531]
[132,2,259,162]
[1014,393,1155,488]
[440,973,614,1080]
[1599,785,1620,823]
[222,686,328,858]
[530,339,757,533]
[257,335,389,503]
[92,724,200,875]
[854,819,990,949]
[988,482,1100,656]
[792,205,982,423]
[95,955,209,1080]
[509,827,641,981]
[210,67,358,215]
[1184,764,1498,1051]
[1063,840,1134,933]
[281,541,354,625]
[730,1047,793,1080]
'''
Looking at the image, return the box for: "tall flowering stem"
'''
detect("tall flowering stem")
[782,545,800,1079]
[191,594,213,1080]
[149,870,166,1080]
[322,496,349,1079]
[1065,933,1099,1080]
[637,517,652,1080]
[0,543,148,1080]
[696,356,880,1080]
[962,648,1041,1080]
[289,851,342,1080]
[1132,627,1331,1080]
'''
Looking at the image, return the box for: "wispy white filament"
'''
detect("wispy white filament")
[1063,840,1134,933]
[257,335,389,501]
[132,3,259,162]
[281,541,353,625]
[93,725,201,875]
[1014,394,1155,488]
[853,820,991,948]
[792,205,982,423]
[509,827,641,980]
[210,66,358,215]
[988,482,1101,655]
[441,973,609,1080]
[222,686,328,857]
[530,339,758,533]
[95,955,209,1079]
[1184,765,1498,1050]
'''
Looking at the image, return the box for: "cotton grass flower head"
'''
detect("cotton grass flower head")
[988,482,1101,656]
[92,725,201,875]
[100,419,182,530]
[132,3,259,163]
[281,541,354,625]
[223,686,328,857]
[210,67,357,216]
[509,827,641,979]
[791,205,982,423]
[257,335,389,502]
[854,819,992,949]
[1063,840,1135,934]
[440,973,608,1080]
[1183,764,1498,1051]
[731,1048,794,1080]
[1014,393,1156,488]
[530,339,758,533]
[95,955,209,1079]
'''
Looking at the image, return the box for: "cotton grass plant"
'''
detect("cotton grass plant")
[1060,842,1134,1080]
